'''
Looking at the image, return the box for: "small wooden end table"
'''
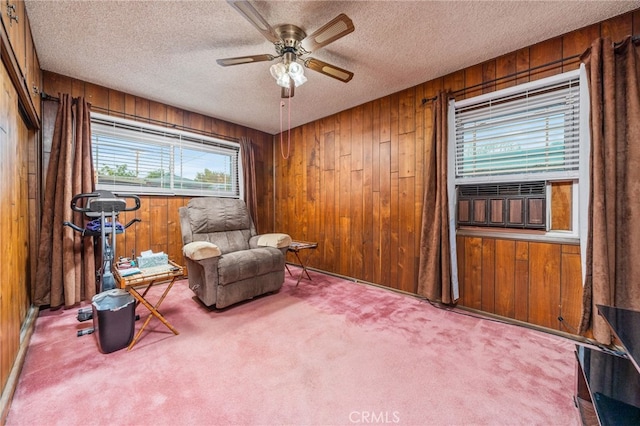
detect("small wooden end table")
[286,241,318,286]
[115,260,183,350]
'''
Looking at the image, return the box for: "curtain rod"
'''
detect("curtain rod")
[40,92,239,143]
[422,33,640,104]
[421,52,581,104]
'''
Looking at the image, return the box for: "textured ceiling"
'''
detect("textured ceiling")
[25,1,640,135]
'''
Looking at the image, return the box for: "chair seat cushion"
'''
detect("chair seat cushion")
[217,247,284,285]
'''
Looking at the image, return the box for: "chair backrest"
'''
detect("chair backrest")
[179,197,256,254]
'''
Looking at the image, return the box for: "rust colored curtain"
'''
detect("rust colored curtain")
[579,36,640,344]
[417,91,456,304]
[34,95,95,308]
[240,137,259,232]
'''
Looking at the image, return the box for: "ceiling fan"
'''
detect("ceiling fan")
[217,0,355,98]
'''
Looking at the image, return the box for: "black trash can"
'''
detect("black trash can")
[91,289,136,353]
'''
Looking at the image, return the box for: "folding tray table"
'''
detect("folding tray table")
[115,260,183,350]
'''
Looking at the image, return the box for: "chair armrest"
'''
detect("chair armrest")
[250,233,292,249]
[183,241,221,261]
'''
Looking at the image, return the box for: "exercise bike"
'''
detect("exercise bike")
[64,190,141,335]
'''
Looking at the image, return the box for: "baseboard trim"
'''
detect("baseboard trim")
[0,305,39,425]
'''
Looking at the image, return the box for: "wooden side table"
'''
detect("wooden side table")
[287,241,318,286]
[115,260,183,350]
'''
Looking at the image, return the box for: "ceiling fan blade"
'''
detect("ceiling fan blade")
[304,58,353,83]
[217,54,275,67]
[227,0,280,44]
[300,14,355,52]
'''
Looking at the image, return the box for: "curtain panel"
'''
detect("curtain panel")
[240,137,259,232]
[417,91,456,304]
[34,95,95,308]
[579,36,640,344]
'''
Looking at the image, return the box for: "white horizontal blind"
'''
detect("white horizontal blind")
[91,113,240,197]
[454,73,580,182]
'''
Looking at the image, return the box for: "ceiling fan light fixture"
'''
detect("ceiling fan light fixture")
[288,62,307,87]
[270,62,287,78]
[270,61,306,89]
[277,74,291,88]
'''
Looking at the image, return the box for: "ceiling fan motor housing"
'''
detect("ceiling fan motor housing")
[275,24,307,60]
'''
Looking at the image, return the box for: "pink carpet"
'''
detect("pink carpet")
[7,267,580,425]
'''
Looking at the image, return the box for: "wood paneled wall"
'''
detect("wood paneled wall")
[0,61,31,403]
[42,72,277,266]
[274,10,640,332]
[1,0,41,417]
[456,237,582,333]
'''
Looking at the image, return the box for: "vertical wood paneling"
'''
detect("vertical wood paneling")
[530,37,563,79]
[562,24,599,72]
[456,235,466,301]
[362,102,375,282]
[464,64,483,99]
[458,236,582,332]
[561,244,583,333]
[551,181,573,231]
[496,52,517,90]
[85,82,109,110]
[338,154,351,276]
[399,88,415,134]
[166,196,187,262]
[529,242,561,329]
[482,60,496,93]
[378,141,391,286]
[149,197,168,254]
[601,13,633,41]
[321,169,336,271]
[514,241,529,322]
[398,132,415,178]
[516,48,530,85]
[108,89,125,116]
[351,105,363,171]
[398,176,415,293]
[463,237,483,309]
[494,239,515,318]
[481,238,496,312]
[1,61,31,395]
[389,171,399,289]
[351,169,364,278]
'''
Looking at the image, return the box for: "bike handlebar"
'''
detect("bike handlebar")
[70,191,141,213]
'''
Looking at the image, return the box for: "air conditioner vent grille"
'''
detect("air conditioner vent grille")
[458,181,545,197]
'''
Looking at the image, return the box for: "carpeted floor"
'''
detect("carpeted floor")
[7,267,580,425]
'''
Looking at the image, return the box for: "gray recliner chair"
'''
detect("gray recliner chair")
[179,197,291,309]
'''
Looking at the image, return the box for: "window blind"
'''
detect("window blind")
[454,74,580,181]
[91,113,240,197]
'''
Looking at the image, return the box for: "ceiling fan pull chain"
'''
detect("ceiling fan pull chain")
[287,94,291,157]
[280,100,290,159]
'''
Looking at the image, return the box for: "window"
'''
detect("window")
[454,72,580,183]
[91,113,241,197]
[450,69,585,235]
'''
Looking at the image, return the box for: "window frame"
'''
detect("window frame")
[448,69,586,243]
[90,112,243,198]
